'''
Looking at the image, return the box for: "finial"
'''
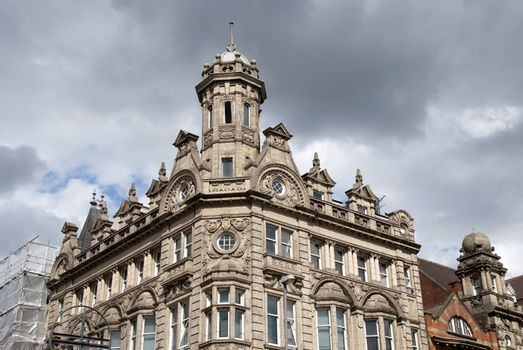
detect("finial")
[129,183,138,202]
[226,22,236,52]
[90,189,97,206]
[313,152,320,168]
[355,169,363,184]
[159,162,168,182]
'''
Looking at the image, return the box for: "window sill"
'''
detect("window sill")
[199,339,251,349]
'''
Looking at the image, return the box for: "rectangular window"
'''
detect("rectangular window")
[281,229,293,258]
[208,106,213,128]
[404,266,413,293]
[357,205,368,214]
[153,250,161,276]
[491,275,498,292]
[472,276,481,296]
[287,300,297,348]
[91,283,97,306]
[384,319,394,350]
[225,101,232,123]
[174,231,192,263]
[219,288,230,304]
[357,256,368,281]
[311,241,321,269]
[110,330,121,350]
[317,308,331,350]
[365,319,379,350]
[185,231,192,258]
[205,312,212,341]
[266,224,293,258]
[76,290,83,307]
[142,316,156,350]
[171,301,189,350]
[411,329,419,350]
[243,103,250,126]
[313,190,324,200]
[136,259,144,285]
[57,299,64,322]
[218,309,229,338]
[334,249,344,275]
[222,158,233,178]
[336,308,346,350]
[205,291,212,307]
[131,320,137,350]
[120,268,128,292]
[235,289,245,305]
[267,295,279,345]
[379,262,389,287]
[106,275,113,299]
[235,309,245,340]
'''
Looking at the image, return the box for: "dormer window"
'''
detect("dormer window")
[448,316,472,337]
[313,190,324,200]
[243,103,250,126]
[357,205,368,214]
[225,101,232,124]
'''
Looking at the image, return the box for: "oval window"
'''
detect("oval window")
[271,178,285,195]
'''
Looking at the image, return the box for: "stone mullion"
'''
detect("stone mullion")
[390,261,397,287]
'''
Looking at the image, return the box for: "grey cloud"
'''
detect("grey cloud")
[0,202,63,256]
[0,146,46,195]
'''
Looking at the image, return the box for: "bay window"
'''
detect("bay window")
[365,318,396,350]
[316,307,347,350]
[203,286,247,342]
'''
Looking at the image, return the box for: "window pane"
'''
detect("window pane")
[225,101,232,123]
[266,226,277,254]
[243,103,250,126]
[218,309,229,338]
[219,288,229,303]
[235,289,244,305]
[266,225,277,239]
[267,295,279,345]
[222,158,233,178]
[268,295,278,314]
[318,328,331,350]
[235,309,244,339]
[110,331,121,350]
[366,338,379,350]
[365,320,378,335]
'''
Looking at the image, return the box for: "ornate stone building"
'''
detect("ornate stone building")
[420,232,523,349]
[47,30,428,350]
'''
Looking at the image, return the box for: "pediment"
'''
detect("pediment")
[263,122,293,141]
[347,184,379,202]
[173,130,199,148]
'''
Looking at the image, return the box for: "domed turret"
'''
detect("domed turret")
[461,231,492,255]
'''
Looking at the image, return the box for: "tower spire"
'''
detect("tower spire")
[227,22,236,52]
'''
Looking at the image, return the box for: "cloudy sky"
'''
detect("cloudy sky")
[1,0,522,276]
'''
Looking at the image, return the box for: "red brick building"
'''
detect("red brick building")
[419,232,523,350]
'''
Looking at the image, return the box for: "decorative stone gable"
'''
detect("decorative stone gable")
[257,167,306,207]
[173,130,199,160]
[160,171,197,214]
[262,122,292,152]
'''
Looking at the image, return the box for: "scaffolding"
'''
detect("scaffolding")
[0,240,57,350]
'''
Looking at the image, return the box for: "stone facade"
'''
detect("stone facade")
[420,232,523,350]
[47,32,428,350]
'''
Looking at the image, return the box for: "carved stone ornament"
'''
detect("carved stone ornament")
[209,180,246,193]
[266,134,290,152]
[259,169,304,207]
[242,126,255,144]
[165,175,196,212]
[219,125,235,140]
[203,129,213,148]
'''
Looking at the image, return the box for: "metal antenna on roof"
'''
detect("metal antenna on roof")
[227,22,236,51]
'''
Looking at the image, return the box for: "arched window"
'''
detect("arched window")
[448,317,472,337]
[505,335,512,347]
[243,103,250,126]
